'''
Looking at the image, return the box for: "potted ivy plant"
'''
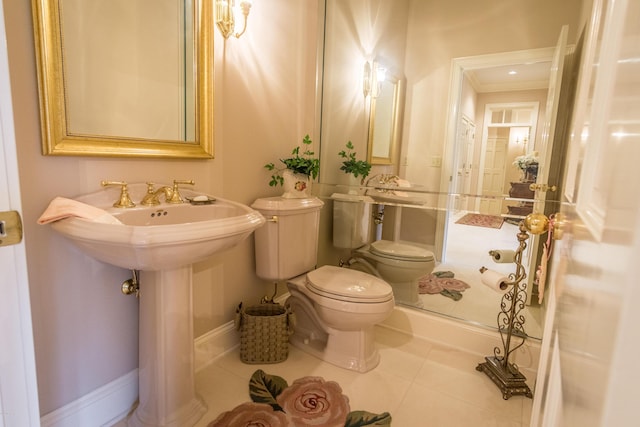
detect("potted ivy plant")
[264,134,320,198]
[338,141,372,185]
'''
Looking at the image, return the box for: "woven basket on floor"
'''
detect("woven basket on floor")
[235,302,294,364]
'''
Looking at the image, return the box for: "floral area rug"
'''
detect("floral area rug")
[455,213,504,229]
[207,369,392,427]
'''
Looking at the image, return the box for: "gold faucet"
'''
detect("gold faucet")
[101,180,136,208]
[140,182,173,206]
[166,179,195,204]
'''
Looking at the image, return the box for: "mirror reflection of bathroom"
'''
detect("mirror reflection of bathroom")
[317,0,579,340]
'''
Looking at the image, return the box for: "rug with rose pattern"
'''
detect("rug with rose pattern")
[207,369,392,427]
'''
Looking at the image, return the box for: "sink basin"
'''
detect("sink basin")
[51,183,266,270]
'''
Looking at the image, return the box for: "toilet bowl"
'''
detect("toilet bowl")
[286,265,394,372]
[251,196,394,373]
[354,240,435,306]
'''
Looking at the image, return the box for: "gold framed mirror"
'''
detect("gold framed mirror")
[367,71,403,166]
[31,0,214,158]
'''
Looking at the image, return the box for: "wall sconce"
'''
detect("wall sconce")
[215,0,253,39]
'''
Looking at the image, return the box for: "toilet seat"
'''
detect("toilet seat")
[305,266,393,303]
[369,240,434,262]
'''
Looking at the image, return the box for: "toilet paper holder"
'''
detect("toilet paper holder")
[476,213,552,400]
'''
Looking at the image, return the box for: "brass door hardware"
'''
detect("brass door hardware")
[529,183,557,192]
[101,180,136,208]
[0,210,23,247]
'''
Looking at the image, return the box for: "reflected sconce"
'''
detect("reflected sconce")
[215,0,253,39]
[363,62,372,97]
[363,61,387,98]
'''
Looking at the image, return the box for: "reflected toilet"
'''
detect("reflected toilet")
[332,193,435,306]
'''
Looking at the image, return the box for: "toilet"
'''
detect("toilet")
[251,196,394,373]
[332,193,435,306]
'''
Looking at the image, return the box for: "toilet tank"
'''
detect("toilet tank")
[331,193,373,249]
[251,197,324,281]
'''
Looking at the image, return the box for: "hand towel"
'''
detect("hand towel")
[37,197,122,225]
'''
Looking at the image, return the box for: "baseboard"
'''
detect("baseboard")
[380,305,541,373]
[40,369,138,427]
[194,321,240,372]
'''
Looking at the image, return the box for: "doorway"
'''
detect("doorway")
[477,102,539,215]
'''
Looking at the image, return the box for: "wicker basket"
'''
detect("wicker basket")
[235,302,293,364]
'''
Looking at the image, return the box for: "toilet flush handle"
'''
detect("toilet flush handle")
[266,215,279,223]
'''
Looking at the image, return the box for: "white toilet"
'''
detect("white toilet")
[251,196,394,373]
[332,193,435,306]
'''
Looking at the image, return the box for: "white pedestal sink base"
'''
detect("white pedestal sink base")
[127,267,207,427]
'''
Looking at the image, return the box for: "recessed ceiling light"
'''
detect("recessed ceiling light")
[508,70,518,75]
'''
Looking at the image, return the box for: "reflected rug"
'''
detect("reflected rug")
[418,271,470,300]
[455,213,504,229]
[207,370,392,427]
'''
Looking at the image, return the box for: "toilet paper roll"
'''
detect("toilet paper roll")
[480,268,510,292]
[489,249,516,263]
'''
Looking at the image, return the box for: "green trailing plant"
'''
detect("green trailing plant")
[264,134,320,187]
[338,141,372,183]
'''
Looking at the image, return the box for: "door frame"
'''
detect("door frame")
[0,1,41,424]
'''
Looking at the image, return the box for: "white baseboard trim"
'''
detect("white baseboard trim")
[380,305,541,373]
[40,369,138,427]
[41,299,537,427]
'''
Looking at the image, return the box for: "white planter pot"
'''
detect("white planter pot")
[282,170,311,198]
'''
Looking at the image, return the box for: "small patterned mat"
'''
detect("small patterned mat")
[455,213,504,229]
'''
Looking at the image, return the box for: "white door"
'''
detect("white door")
[0,2,40,425]
[453,115,475,211]
[531,0,640,424]
[479,135,507,214]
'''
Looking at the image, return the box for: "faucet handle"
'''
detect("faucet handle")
[101,180,136,208]
[167,180,195,204]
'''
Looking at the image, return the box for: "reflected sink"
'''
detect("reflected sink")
[51,183,266,270]
[365,188,432,205]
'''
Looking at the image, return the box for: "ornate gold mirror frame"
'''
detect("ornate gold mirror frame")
[31,0,214,158]
[367,75,403,166]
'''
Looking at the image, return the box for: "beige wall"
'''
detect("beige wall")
[4,0,320,415]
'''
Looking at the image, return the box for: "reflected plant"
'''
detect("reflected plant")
[338,141,371,184]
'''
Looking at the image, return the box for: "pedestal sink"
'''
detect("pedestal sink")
[47,183,266,427]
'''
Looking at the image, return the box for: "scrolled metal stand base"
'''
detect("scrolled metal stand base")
[476,356,533,400]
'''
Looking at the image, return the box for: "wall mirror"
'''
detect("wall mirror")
[32,0,214,158]
[317,0,581,339]
[367,70,403,166]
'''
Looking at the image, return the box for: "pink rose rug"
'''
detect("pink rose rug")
[207,369,392,427]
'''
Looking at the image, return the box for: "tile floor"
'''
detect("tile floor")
[116,325,534,426]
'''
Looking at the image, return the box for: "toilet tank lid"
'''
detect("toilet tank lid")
[251,197,324,214]
[306,265,392,301]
